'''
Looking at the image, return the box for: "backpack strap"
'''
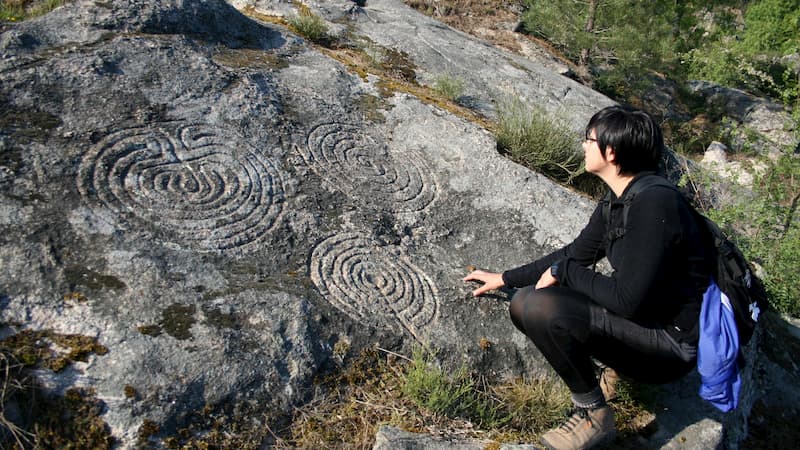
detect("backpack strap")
[602,172,676,242]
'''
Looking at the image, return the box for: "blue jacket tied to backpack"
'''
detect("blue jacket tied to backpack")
[698,279,741,412]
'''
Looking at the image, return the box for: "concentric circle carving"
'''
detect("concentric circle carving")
[77,124,284,252]
[302,123,436,212]
[310,233,439,339]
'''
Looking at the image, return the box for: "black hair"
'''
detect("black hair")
[585,105,663,175]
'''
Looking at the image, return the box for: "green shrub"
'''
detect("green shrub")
[703,154,800,317]
[433,73,465,102]
[1,0,64,21]
[286,11,329,44]
[402,348,506,428]
[495,98,584,183]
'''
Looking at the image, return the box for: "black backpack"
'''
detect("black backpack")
[602,173,769,345]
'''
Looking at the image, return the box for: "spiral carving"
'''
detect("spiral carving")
[77,124,284,252]
[301,123,436,212]
[310,233,439,339]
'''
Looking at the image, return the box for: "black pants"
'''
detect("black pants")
[509,286,696,394]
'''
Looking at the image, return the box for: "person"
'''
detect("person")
[464,105,709,450]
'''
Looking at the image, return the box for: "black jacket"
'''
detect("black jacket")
[502,173,709,343]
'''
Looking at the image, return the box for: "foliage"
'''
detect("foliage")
[270,347,660,447]
[401,348,507,428]
[521,0,695,94]
[740,0,800,56]
[432,73,465,102]
[0,0,64,21]
[704,154,800,316]
[519,0,589,62]
[495,97,584,183]
[286,7,330,45]
[520,0,799,115]
[682,0,799,107]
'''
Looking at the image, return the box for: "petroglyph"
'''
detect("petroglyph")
[310,232,439,340]
[78,124,285,252]
[301,123,437,212]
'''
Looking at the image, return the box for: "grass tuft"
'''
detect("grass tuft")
[433,73,465,102]
[268,346,664,447]
[286,8,330,45]
[402,348,508,428]
[496,98,584,184]
[1,0,65,21]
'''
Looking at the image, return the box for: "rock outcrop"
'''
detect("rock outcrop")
[689,80,798,155]
[0,0,793,448]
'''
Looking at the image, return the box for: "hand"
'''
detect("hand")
[463,270,505,297]
[535,268,558,289]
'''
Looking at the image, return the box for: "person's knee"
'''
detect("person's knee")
[509,286,534,332]
[509,286,564,330]
[523,288,563,327]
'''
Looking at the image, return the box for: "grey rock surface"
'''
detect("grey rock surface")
[373,425,538,450]
[689,80,798,155]
[0,0,790,448]
[238,0,614,126]
[0,0,593,445]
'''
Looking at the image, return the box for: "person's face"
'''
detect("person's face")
[582,128,607,174]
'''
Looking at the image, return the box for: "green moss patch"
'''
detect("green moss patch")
[160,303,196,340]
[212,47,290,70]
[0,0,68,22]
[0,328,108,372]
[355,94,393,123]
[0,106,62,143]
[201,305,241,330]
[137,324,163,337]
[63,266,127,291]
[0,326,114,448]
[159,400,275,449]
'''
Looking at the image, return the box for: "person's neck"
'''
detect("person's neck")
[601,171,636,198]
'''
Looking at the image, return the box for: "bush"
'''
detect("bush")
[286,10,329,44]
[703,154,800,317]
[495,98,584,183]
[0,0,64,21]
[402,349,507,428]
[432,73,465,102]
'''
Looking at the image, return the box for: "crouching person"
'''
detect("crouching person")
[464,105,709,450]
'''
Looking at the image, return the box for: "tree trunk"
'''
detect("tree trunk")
[577,0,598,85]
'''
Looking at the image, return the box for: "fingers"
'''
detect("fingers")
[463,270,504,297]
[474,282,502,297]
[462,269,487,282]
[472,285,492,297]
[535,269,558,290]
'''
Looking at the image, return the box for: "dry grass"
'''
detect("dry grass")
[266,346,661,448]
[0,0,66,21]
[405,0,521,26]
[0,325,114,449]
[404,0,533,54]
[270,347,593,447]
[496,97,584,183]
[0,351,34,448]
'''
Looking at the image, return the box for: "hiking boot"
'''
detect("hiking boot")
[540,405,616,450]
[598,366,620,402]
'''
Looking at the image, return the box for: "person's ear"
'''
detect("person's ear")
[605,146,617,164]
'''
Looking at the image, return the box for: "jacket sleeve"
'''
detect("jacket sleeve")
[502,203,607,288]
[559,187,683,318]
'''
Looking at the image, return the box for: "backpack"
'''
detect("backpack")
[601,173,769,346]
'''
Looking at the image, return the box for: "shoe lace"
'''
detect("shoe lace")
[557,408,590,432]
